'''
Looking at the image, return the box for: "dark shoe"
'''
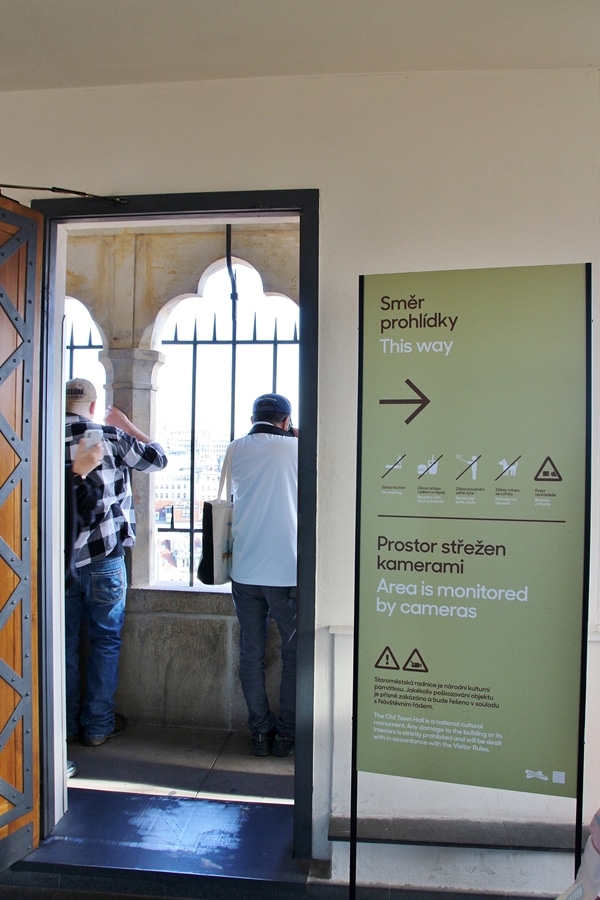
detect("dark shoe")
[272,734,295,757]
[66,759,78,778]
[81,713,127,747]
[251,728,275,757]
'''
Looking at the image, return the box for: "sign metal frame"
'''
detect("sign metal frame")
[350,264,591,896]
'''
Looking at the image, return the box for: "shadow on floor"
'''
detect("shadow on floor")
[66,723,295,801]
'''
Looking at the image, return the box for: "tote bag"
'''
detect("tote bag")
[197,451,233,585]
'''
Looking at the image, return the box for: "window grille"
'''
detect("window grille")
[63,297,105,420]
[156,258,299,587]
[64,311,103,381]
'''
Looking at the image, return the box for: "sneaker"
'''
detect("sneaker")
[272,734,295,757]
[66,759,78,778]
[81,713,127,747]
[251,728,275,757]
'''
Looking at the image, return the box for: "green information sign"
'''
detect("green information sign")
[355,264,589,795]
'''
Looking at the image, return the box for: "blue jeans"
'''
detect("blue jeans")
[231,581,297,737]
[65,555,126,741]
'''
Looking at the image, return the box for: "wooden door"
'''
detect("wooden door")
[0,194,42,865]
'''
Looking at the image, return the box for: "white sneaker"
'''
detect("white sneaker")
[557,838,600,900]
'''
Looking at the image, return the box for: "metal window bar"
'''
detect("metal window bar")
[64,320,103,380]
[158,304,299,586]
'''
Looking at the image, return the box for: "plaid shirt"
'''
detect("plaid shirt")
[65,414,168,567]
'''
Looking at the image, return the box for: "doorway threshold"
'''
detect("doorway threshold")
[2,725,308,897]
[5,788,309,899]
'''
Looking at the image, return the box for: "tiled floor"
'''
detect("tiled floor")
[66,722,295,802]
[1,724,301,900]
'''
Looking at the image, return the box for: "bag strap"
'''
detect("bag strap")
[218,447,232,500]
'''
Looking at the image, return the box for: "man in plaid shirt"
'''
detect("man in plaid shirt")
[65,378,168,746]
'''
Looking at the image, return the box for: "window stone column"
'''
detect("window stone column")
[99,347,165,586]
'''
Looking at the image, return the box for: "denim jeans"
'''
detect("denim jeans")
[65,555,126,741]
[231,580,297,737]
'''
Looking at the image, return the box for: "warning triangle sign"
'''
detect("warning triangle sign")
[402,648,428,672]
[534,456,562,482]
[374,646,400,670]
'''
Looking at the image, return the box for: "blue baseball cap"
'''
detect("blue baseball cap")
[252,393,292,417]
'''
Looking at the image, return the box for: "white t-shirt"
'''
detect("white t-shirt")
[226,430,298,586]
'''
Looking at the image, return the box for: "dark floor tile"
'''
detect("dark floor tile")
[198,766,294,799]
[199,731,294,799]
[68,724,228,795]
[0,889,57,899]
[68,725,294,801]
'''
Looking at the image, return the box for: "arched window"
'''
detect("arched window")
[63,297,105,420]
[155,261,299,585]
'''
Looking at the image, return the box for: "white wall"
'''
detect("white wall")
[3,66,600,889]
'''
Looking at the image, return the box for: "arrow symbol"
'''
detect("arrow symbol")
[379,379,430,424]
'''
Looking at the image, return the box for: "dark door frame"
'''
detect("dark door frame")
[33,189,319,859]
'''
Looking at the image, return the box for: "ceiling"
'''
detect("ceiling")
[1,0,600,93]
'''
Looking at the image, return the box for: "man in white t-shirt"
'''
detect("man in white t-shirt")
[223,393,298,757]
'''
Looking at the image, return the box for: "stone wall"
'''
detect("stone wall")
[116,587,282,731]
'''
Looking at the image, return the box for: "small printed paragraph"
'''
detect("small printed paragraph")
[373,677,500,710]
[373,712,503,753]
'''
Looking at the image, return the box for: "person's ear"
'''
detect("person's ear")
[89,400,97,416]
